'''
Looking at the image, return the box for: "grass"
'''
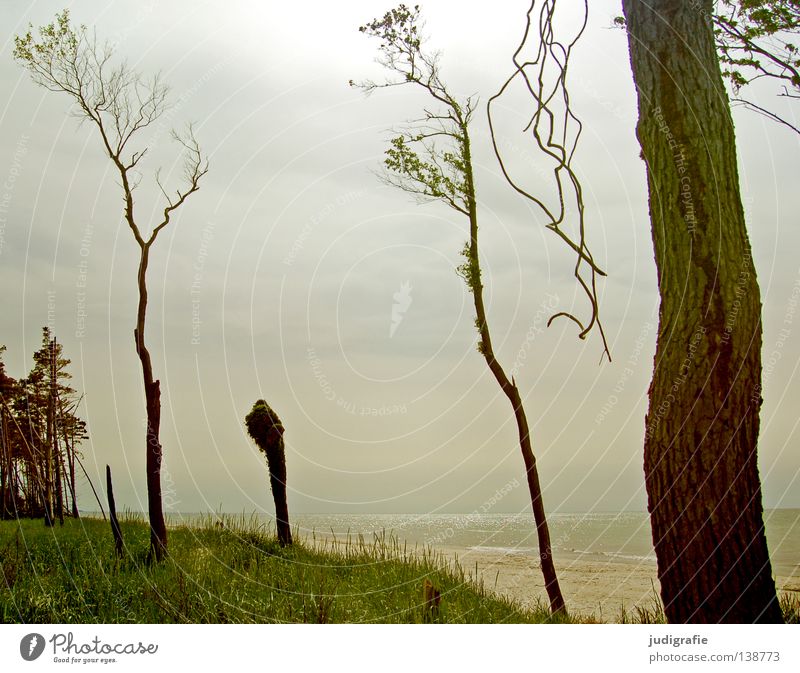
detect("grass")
[0,514,568,624]
[615,581,800,625]
[3,515,795,624]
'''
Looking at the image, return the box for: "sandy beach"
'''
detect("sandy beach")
[446,545,800,620]
[445,546,660,619]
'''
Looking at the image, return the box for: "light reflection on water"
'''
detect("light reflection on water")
[160,508,798,576]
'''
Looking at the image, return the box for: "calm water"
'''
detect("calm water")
[177,509,799,578]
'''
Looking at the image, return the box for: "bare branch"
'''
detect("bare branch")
[147,125,209,247]
[488,0,610,362]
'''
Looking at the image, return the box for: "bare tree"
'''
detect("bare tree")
[14,11,208,560]
[354,4,567,614]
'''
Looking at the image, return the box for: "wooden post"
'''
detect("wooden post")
[106,465,124,557]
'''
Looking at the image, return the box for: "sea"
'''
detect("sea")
[260,509,798,577]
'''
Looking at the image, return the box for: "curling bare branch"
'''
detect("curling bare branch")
[488,0,611,362]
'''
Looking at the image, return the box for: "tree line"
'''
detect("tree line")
[0,328,88,523]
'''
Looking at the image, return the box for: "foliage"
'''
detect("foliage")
[245,400,284,455]
[716,0,799,92]
[0,330,87,520]
[352,5,477,293]
[616,1,799,133]
[716,0,800,132]
[14,10,168,165]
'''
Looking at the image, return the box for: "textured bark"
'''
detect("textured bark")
[53,438,64,526]
[136,246,168,562]
[622,0,781,623]
[0,408,7,519]
[44,362,54,527]
[267,441,292,547]
[62,428,79,518]
[51,341,64,526]
[245,400,292,546]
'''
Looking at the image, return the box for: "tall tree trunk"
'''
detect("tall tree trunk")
[622,0,782,623]
[44,379,54,527]
[51,340,64,526]
[0,406,6,519]
[463,130,566,615]
[135,244,168,561]
[63,428,79,518]
[267,442,292,547]
[53,434,64,525]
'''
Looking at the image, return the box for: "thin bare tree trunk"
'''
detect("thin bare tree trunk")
[463,132,566,615]
[51,340,64,526]
[62,427,79,518]
[0,409,7,520]
[75,452,105,521]
[135,244,168,561]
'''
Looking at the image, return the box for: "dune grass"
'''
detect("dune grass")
[614,581,799,625]
[0,514,567,624]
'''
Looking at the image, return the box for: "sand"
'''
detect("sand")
[446,545,800,621]
[441,545,660,620]
[303,529,799,622]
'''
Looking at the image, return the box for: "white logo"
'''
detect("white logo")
[390,281,413,337]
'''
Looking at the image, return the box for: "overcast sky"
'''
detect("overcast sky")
[1,0,798,517]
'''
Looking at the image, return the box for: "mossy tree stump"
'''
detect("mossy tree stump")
[245,400,292,546]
